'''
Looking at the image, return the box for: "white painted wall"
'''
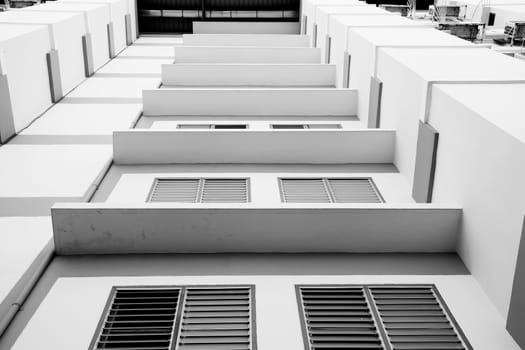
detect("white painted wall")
[7,263,520,350]
[376,47,525,191]
[0,11,87,95]
[0,217,52,319]
[328,14,434,87]
[0,24,52,139]
[161,64,336,87]
[428,83,525,319]
[192,21,300,34]
[105,170,413,204]
[346,27,477,121]
[61,0,128,55]
[301,0,365,39]
[315,5,393,61]
[143,88,357,116]
[488,5,525,28]
[174,46,322,64]
[19,2,111,70]
[182,34,310,47]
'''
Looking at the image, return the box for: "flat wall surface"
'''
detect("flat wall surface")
[61,0,128,54]
[161,64,336,87]
[315,5,392,59]
[0,217,52,320]
[428,83,525,319]
[328,14,433,87]
[20,2,111,70]
[346,27,476,118]
[182,34,310,47]
[376,47,525,192]
[113,129,394,164]
[302,0,365,38]
[174,46,321,64]
[3,255,520,350]
[192,21,300,34]
[143,88,357,116]
[0,145,111,216]
[0,24,52,138]
[0,11,87,94]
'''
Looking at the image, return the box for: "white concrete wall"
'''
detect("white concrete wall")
[0,11,87,95]
[193,21,300,34]
[143,88,358,116]
[0,24,52,139]
[315,5,393,61]
[20,2,111,70]
[5,257,520,350]
[346,27,477,121]
[174,46,322,64]
[161,64,336,87]
[61,0,128,55]
[328,14,433,87]
[429,83,525,319]
[376,47,525,189]
[182,34,310,47]
[105,170,412,204]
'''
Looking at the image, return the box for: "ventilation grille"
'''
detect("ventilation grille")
[93,288,181,350]
[271,124,342,129]
[149,178,249,203]
[92,286,255,350]
[177,124,247,129]
[280,178,383,203]
[298,285,471,350]
[369,286,468,350]
[177,287,253,350]
[298,286,384,349]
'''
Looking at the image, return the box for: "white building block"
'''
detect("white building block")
[161,64,336,87]
[182,34,311,47]
[428,82,525,320]
[60,0,128,55]
[192,21,300,34]
[143,88,357,116]
[0,11,87,97]
[376,47,525,191]
[346,27,479,121]
[329,14,434,87]
[20,2,111,71]
[0,24,52,142]
[174,46,322,64]
[301,0,366,38]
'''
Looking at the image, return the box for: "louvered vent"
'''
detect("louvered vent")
[369,286,469,350]
[93,288,181,350]
[176,287,254,350]
[297,285,471,350]
[149,178,249,203]
[201,179,249,203]
[298,286,384,349]
[280,178,383,203]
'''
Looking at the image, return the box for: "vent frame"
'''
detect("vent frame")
[296,284,473,350]
[90,285,257,350]
[279,177,384,203]
[148,177,251,203]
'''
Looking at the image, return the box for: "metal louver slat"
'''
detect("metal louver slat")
[369,286,470,350]
[94,288,181,350]
[328,178,383,203]
[149,179,200,203]
[280,179,331,203]
[176,287,254,350]
[201,179,249,203]
[298,286,385,350]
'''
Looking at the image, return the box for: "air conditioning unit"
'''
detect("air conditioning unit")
[437,22,482,41]
[504,21,525,45]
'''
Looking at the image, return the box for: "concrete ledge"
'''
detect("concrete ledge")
[52,203,461,254]
[113,129,395,164]
[143,88,358,116]
[192,21,300,34]
[182,34,310,47]
[161,64,336,87]
[174,46,321,64]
